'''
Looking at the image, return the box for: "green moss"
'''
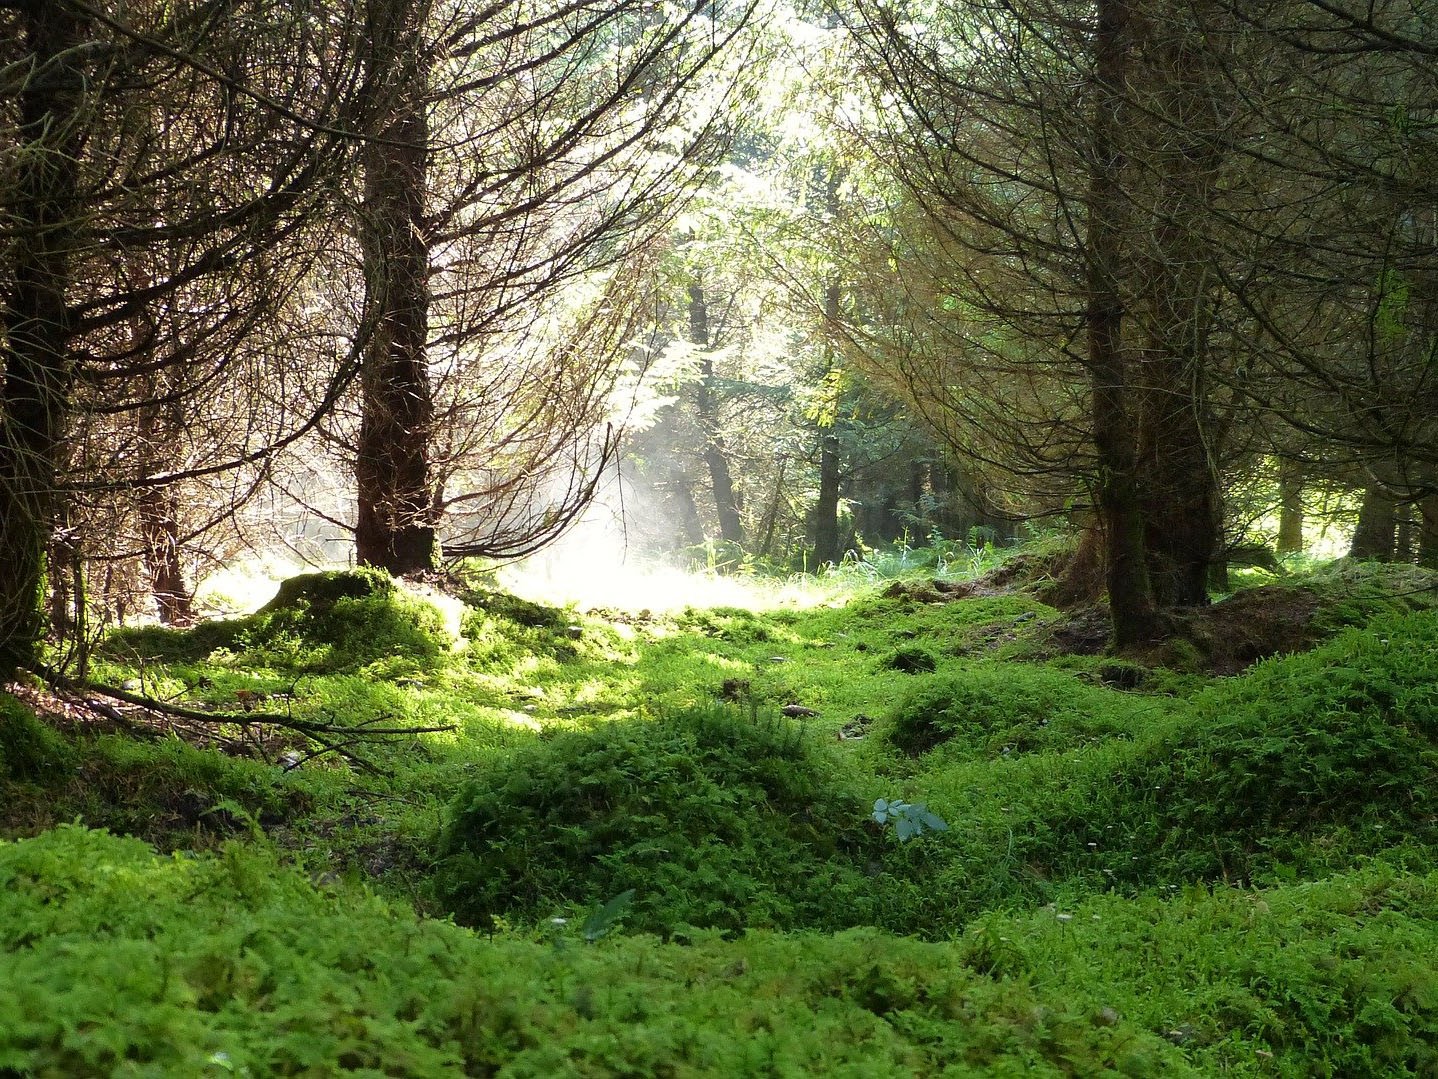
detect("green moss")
[0,695,73,782]
[7,827,1438,1076]
[1049,610,1438,885]
[249,569,451,669]
[435,706,886,934]
[886,665,1149,758]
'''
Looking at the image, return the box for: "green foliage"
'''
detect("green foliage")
[972,863,1438,1075]
[100,568,453,676]
[8,827,1438,1076]
[12,544,1438,1073]
[435,706,885,934]
[871,798,948,841]
[1301,560,1438,631]
[0,695,73,781]
[462,587,569,631]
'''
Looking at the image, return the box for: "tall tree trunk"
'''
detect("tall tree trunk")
[1349,483,1396,560]
[1087,0,1158,647]
[1133,6,1222,608]
[0,5,86,670]
[137,483,193,626]
[688,281,744,545]
[1277,459,1304,554]
[810,167,847,564]
[355,0,437,575]
[813,431,841,562]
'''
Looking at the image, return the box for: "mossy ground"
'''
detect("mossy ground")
[3,552,1437,1074]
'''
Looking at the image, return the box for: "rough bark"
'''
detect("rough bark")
[1087,0,1159,647]
[355,0,437,575]
[0,5,87,669]
[1132,4,1224,608]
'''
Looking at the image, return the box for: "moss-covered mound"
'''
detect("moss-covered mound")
[101,569,451,674]
[250,569,451,668]
[435,707,885,934]
[886,664,1144,758]
[0,694,73,782]
[1058,610,1438,883]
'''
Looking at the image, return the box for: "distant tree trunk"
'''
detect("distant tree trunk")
[355,0,437,575]
[1419,495,1438,568]
[688,281,743,545]
[0,4,86,670]
[812,433,841,562]
[137,486,193,626]
[1087,0,1158,647]
[756,459,787,558]
[668,466,706,547]
[812,283,844,564]
[1395,505,1415,563]
[1349,483,1396,561]
[136,379,194,625]
[1277,460,1304,554]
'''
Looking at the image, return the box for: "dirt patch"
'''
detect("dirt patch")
[1158,586,1324,675]
[881,578,1001,603]
[1029,586,1325,675]
[1044,605,1112,656]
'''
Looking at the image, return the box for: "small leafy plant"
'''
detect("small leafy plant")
[872,798,949,841]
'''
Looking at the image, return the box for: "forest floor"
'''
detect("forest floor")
[3,544,1438,1076]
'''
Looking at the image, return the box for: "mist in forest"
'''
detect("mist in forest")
[495,467,793,613]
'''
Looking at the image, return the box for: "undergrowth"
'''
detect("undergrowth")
[4,550,1438,1074]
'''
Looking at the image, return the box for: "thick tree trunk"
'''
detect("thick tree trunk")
[1087,0,1158,647]
[1277,460,1304,554]
[1137,355,1217,608]
[355,0,437,575]
[1349,483,1396,561]
[1132,7,1223,609]
[0,6,86,670]
[688,281,744,545]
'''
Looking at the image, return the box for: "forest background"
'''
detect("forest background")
[3,0,1434,664]
[5,3,1438,1074]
